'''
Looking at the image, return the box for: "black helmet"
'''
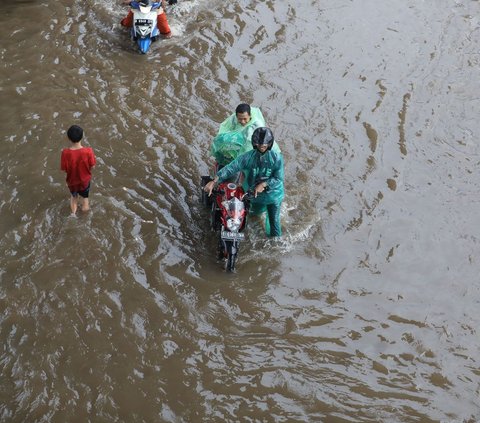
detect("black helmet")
[139,0,151,6]
[251,127,274,151]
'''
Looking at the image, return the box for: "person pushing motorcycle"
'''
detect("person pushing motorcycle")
[205,127,284,237]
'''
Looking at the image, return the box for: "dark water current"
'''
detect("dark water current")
[1,0,480,421]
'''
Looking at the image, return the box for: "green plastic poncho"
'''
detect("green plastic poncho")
[216,148,285,206]
[210,107,281,166]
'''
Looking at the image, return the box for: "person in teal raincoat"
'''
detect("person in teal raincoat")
[210,104,281,167]
[205,127,284,237]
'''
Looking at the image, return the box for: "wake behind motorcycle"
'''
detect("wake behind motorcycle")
[201,176,251,272]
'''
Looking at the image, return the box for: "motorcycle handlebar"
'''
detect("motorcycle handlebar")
[210,188,255,201]
[241,189,256,201]
[211,188,225,196]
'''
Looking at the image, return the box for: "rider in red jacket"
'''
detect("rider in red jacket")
[121,0,173,38]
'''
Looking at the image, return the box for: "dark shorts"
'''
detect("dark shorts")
[70,182,91,198]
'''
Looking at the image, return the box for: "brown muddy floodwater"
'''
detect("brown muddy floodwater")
[1,0,479,422]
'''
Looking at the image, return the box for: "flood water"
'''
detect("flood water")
[1,0,480,421]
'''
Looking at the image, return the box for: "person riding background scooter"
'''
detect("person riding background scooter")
[205,127,284,237]
[121,0,173,39]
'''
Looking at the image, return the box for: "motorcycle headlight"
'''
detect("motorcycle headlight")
[226,218,241,232]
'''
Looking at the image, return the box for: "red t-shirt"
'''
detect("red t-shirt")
[61,147,96,192]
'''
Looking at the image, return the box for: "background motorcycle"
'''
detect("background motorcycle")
[201,177,251,272]
[130,1,162,54]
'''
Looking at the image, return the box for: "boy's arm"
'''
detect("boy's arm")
[60,150,67,172]
[89,149,96,168]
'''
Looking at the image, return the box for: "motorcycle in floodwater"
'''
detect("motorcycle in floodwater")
[129,1,162,54]
[201,176,251,272]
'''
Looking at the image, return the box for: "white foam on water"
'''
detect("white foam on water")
[165,0,203,37]
[246,200,322,257]
[166,0,199,18]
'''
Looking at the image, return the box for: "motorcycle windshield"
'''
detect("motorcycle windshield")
[222,197,245,219]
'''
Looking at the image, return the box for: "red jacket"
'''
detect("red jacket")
[61,147,96,192]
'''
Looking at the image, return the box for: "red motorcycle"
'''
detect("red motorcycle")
[201,176,250,272]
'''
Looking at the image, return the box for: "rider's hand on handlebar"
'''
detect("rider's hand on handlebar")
[254,182,267,197]
[204,180,216,196]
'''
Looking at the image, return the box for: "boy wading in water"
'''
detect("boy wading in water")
[61,125,96,215]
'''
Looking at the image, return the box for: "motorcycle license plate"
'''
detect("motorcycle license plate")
[135,19,152,26]
[221,230,244,241]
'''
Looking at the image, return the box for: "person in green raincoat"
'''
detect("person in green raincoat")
[205,127,284,237]
[210,104,281,167]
